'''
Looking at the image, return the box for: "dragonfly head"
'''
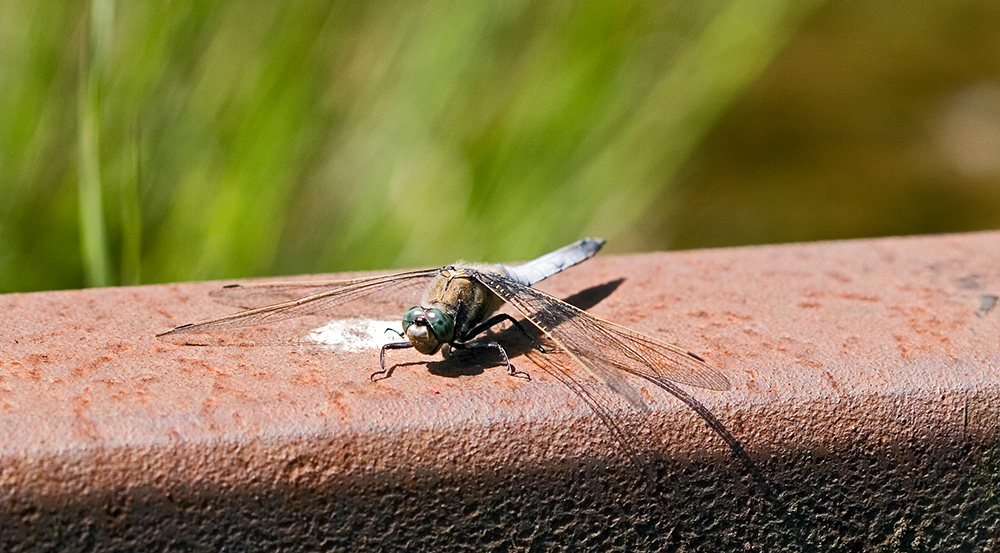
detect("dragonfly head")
[402,306,455,354]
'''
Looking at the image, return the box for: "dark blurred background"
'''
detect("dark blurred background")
[1,0,999,292]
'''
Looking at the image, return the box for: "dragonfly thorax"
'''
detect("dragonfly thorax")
[402,306,455,354]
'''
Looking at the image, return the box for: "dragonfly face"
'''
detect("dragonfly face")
[401,306,454,354]
[401,266,506,354]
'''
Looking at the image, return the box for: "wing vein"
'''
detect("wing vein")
[158,268,440,337]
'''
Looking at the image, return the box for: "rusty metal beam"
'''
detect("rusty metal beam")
[2,232,999,551]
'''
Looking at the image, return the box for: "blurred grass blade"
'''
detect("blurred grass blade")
[77,0,115,287]
[120,122,142,285]
[584,0,826,238]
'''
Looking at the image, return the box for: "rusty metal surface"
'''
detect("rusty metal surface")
[1,232,999,551]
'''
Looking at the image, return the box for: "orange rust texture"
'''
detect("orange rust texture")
[1,232,999,551]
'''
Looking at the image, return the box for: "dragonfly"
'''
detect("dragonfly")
[158,238,749,462]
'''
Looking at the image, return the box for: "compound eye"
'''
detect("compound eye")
[402,306,422,331]
[422,308,455,343]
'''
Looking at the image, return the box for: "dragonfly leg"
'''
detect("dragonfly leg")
[452,339,531,381]
[465,314,547,353]
[373,341,412,381]
[384,327,404,339]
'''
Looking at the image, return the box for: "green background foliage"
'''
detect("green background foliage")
[2,0,999,292]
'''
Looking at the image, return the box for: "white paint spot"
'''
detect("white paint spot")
[308,318,404,352]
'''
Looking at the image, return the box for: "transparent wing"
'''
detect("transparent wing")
[522,345,751,467]
[504,274,759,475]
[523,346,646,456]
[467,269,730,410]
[209,280,363,309]
[158,268,440,344]
[208,275,432,312]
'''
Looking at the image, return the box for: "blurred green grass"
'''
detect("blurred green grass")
[2,0,999,293]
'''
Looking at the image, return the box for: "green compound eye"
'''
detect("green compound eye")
[401,307,455,344]
[402,306,422,331]
[422,308,454,343]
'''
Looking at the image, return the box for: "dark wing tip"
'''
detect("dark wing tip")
[685,351,732,390]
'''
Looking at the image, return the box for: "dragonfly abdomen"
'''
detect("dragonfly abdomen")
[503,238,605,286]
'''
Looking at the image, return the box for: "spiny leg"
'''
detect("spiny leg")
[452,339,531,381]
[464,313,547,353]
[373,341,412,381]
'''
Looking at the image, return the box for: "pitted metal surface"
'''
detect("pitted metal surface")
[1,232,999,551]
